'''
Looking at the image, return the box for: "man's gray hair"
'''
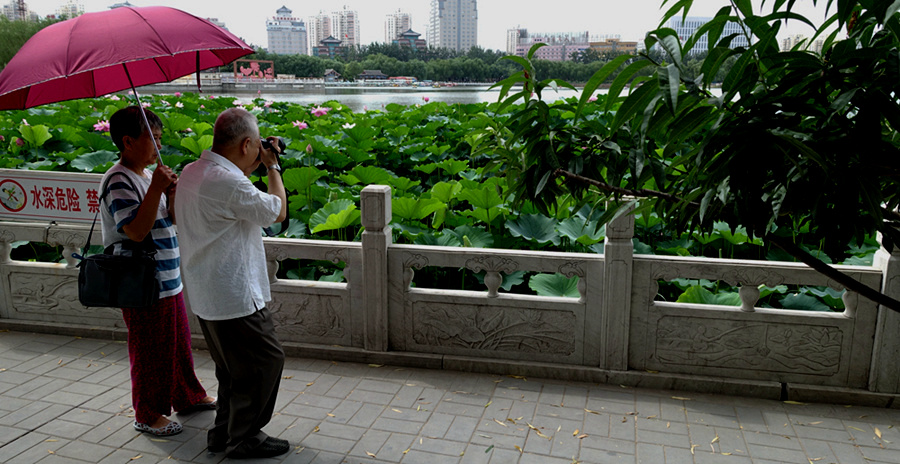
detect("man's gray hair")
[213,108,258,149]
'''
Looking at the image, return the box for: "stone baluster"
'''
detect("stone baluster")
[602,203,634,371]
[0,230,13,264]
[361,185,392,352]
[738,285,759,312]
[870,235,900,393]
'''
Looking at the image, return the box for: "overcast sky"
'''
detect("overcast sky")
[25,0,833,51]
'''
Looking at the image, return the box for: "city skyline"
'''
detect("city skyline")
[21,0,833,52]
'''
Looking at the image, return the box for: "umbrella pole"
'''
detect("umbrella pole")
[122,64,165,167]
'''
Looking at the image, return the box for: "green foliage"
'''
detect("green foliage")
[0,17,61,69]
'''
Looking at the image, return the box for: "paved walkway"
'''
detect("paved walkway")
[1,331,899,464]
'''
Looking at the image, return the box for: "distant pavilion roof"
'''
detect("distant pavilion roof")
[320,36,342,45]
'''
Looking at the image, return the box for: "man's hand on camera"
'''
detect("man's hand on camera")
[259,136,282,174]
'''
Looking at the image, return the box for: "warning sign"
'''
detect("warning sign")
[0,169,103,223]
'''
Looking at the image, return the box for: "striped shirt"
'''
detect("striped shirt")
[99,163,182,298]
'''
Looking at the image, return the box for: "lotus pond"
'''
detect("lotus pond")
[0,92,876,310]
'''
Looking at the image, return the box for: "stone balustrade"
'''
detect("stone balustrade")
[1,183,899,407]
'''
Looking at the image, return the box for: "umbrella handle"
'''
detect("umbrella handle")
[123,64,165,167]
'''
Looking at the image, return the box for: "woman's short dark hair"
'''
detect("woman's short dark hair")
[109,106,162,152]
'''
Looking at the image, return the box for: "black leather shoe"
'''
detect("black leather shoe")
[228,437,290,459]
[207,441,226,453]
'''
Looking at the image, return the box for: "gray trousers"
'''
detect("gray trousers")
[198,307,285,454]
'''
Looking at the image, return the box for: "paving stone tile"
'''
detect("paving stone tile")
[579,435,635,456]
[637,428,692,449]
[77,415,133,444]
[828,442,871,464]
[371,417,423,435]
[469,429,527,450]
[793,422,856,443]
[5,435,68,464]
[742,430,803,450]
[282,403,334,420]
[348,429,390,458]
[506,400,537,422]
[761,410,793,433]
[582,410,611,437]
[445,416,479,443]
[348,389,397,406]
[316,421,367,441]
[692,449,753,463]
[493,385,540,402]
[661,445,698,464]
[55,440,117,461]
[57,409,111,426]
[379,432,415,459]
[486,447,523,463]
[734,406,768,434]
[636,443,664,464]
[400,449,460,464]
[413,436,467,456]
[279,417,322,443]
[857,445,900,463]
[42,390,93,407]
[381,406,428,423]
[389,384,425,409]
[357,379,403,395]
[522,430,552,455]
[323,399,363,425]
[687,411,741,429]
[0,395,30,413]
[420,412,454,438]
[302,374,341,396]
[608,415,636,441]
[0,423,26,446]
[293,393,343,410]
[434,398,484,418]
[348,403,386,429]
[321,376,359,399]
[795,438,840,464]
[636,416,688,435]
[1,402,72,431]
[746,442,809,462]
[518,452,574,464]
[301,432,356,455]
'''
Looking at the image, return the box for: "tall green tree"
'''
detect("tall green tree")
[0,17,61,69]
[477,0,900,311]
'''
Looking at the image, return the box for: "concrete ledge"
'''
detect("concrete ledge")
[787,383,899,408]
[442,355,783,401]
[0,319,128,342]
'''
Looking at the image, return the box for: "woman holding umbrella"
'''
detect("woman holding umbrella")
[100,106,215,436]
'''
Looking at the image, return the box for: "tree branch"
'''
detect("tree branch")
[555,169,699,207]
[768,234,900,313]
[558,168,900,313]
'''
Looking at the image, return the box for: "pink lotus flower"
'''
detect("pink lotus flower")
[109,95,121,101]
[589,95,598,102]
[174,92,182,98]
[292,120,308,130]
[141,102,151,108]
[264,101,273,107]
[21,119,28,126]
[175,101,184,108]
[15,138,24,146]
[233,100,242,106]
[363,105,368,112]
[200,105,205,109]
[423,96,430,102]
[0,135,5,142]
[93,120,110,132]
[305,144,313,154]
[311,106,330,117]
[184,127,193,132]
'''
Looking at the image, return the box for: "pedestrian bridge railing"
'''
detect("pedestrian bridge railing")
[1,181,898,407]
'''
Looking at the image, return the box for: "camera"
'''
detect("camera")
[260,138,286,154]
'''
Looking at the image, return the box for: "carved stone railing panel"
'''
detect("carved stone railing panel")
[653,315,841,376]
[465,256,519,297]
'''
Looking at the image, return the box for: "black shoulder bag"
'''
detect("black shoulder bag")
[73,172,159,309]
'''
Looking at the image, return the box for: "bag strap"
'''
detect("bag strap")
[75,170,144,260]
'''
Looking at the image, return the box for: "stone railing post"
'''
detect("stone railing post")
[870,235,900,393]
[601,205,634,371]
[361,185,392,352]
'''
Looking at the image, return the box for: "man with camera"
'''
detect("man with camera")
[174,107,289,459]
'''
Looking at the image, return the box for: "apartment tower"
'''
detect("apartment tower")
[308,10,332,55]
[385,9,412,43]
[427,0,478,52]
[332,5,360,49]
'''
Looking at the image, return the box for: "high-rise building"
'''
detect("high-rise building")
[55,0,83,18]
[428,0,478,52]
[206,18,227,30]
[308,10,332,55]
[267,6,308,55]
[2,0,38,21]
[667,16,748,56]
[332,5,360,49]
[385,9,412,44]
[506,27,526,55]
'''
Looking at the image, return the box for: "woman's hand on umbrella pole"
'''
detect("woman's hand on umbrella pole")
[150,164,177,195]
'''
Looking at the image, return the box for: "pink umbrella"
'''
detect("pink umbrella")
[0,6,254,164]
